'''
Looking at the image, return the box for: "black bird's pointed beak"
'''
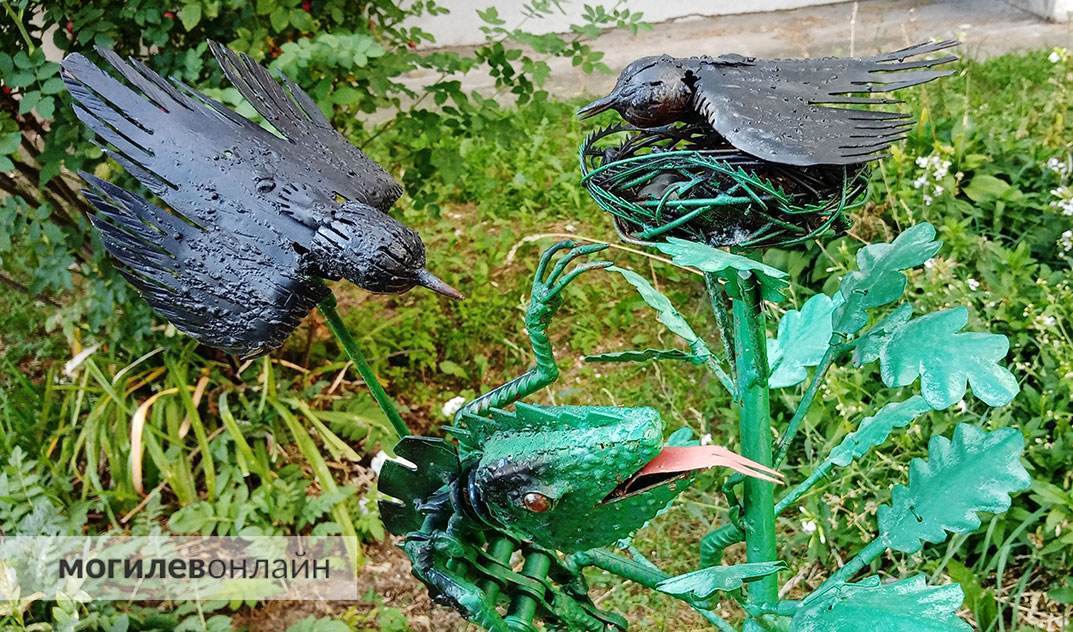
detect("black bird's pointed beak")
[577,93,617,119]
[416,269,464,300]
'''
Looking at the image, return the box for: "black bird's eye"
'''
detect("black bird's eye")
[522,492,552,513]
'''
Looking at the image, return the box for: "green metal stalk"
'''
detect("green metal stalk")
[725,272,779,628]
[317,294,409,438]
[505,550,552,628]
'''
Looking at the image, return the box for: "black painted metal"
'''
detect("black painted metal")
[578,40,959,166]
[63,43,460,358]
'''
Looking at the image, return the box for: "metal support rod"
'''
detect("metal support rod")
[317,294,409,438]
[574,549,736,632]
[481,537,517,604]
[726,272,779,629]
[505,550,552,628]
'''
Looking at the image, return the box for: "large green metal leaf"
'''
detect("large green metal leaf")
[877,423,1030,554]
[835,223,941,334]
[584,348,704,365]
[879,307,1019,409]
[653,238,788,302]
[826,396,932,467]
[656,561,785,602]
[766,293,837,388]
[792,575,971,631]
[608,266,711,358]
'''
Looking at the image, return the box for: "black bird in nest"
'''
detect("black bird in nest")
[576,41,958,248]
[62,43,462,358]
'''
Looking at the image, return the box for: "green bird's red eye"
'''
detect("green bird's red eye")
[522,492,551,513]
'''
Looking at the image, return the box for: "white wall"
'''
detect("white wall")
[409,0,850,48]
[1007,0,1073,21]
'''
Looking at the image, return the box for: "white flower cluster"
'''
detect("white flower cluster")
[1060,229,1073,253]
[441,395,466,418]
[1046,156,1071,178]
[1051,186,1073,217]
[913,154,952,205]
[1049,47,1070,64]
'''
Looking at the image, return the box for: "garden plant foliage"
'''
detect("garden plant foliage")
[1,1,1072,630]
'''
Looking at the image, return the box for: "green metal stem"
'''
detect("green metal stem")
[727,273,779,628]
[704,272,737,385]
[812,537,887,596]
[573,550,736,632]
[481,537,517,604]
[317,296,409,438]
[771,342,847,468]
[505,550,552,628]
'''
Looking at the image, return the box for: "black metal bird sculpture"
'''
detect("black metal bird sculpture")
[578,40,959,166]
[62,42,462,359]
[576,41,958,249]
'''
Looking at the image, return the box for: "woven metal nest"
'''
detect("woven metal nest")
[579,124,867,249]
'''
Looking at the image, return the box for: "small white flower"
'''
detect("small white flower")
[1037,315,1057,328]
[957,399,968,413]
[912,175,928,189]
[802,520,817,534]
[1060,230,1073,253]
[923,194,933,206]
[357,497,370,514]
[924,258,936,270]
[564,223,577,232]
[933,185,944,196]
[967,278,980,291]
[441,395,466,418]
[915,156,930,168]
[1050,51,1062,63]
[370,450,389,477]
[700,433,712,446]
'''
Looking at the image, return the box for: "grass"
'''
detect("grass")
[1,49,1072,630]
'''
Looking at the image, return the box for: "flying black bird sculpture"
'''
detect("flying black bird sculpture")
[578,40,959,166]
[62,43,462,359]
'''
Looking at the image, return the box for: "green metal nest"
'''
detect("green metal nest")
[579,124,868,249]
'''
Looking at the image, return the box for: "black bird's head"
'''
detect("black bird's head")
[310,202,463,300]
[577,55,693,128]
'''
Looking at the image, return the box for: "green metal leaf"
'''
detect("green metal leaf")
[656,561,785,601]
[852,303,913,366]
[835,223,941,334]
[584,348,704,365]
[792,575,971,632]
[826,396,932,467]
[879,307,1018,409]
[877,424,1030,554]
[608,266,711,358]
[766,293,837,388]
[653,238,788,302]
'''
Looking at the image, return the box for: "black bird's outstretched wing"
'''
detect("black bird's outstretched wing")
[692,41,958,165]
[81,174,327,357]
[207,42,402,212]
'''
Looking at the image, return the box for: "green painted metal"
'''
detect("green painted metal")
[726,272,780,630]
[361,198,1029,629]
[578,127,864,249]
[317,295,408,437]
[791,575,972,631]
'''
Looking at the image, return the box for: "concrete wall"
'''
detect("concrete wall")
[408,0,851,48]
[1007,0,1073,21]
